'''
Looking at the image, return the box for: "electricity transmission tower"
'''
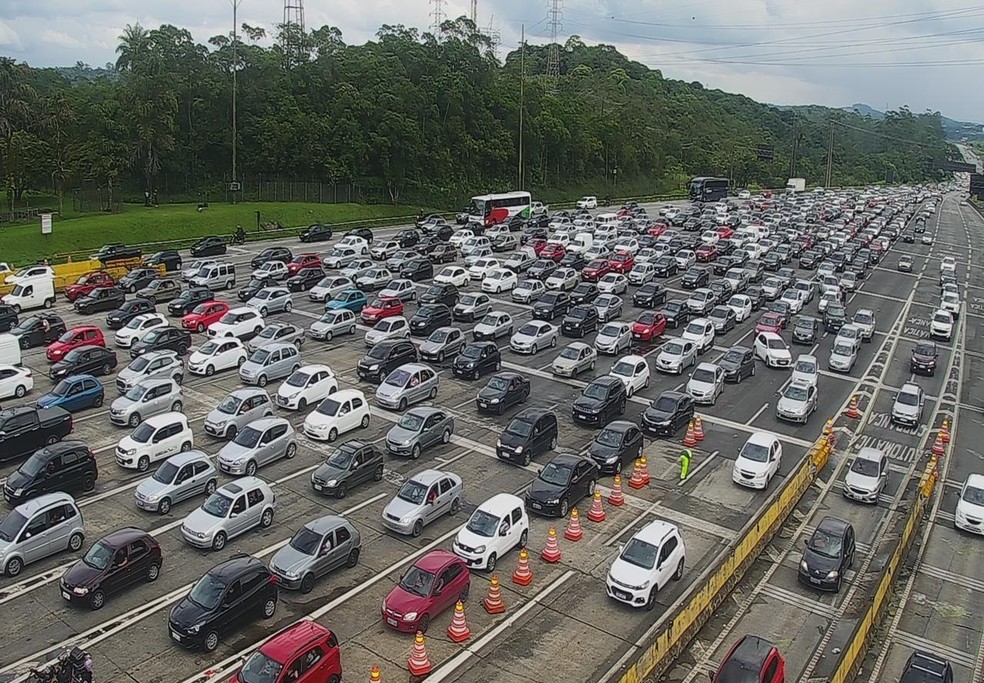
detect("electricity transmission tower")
[283,0,305,68]
[546,0,563,90]
[430,0,446,35]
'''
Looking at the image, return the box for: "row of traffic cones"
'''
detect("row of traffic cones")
[682,416,706,447]
[403,599,472,676]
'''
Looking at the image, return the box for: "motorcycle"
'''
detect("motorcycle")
[30,648,92,683]
[231,230,247,245]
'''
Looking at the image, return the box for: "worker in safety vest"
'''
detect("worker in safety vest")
[679,448,692,481]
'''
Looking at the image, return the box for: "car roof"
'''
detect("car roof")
[745,431,779,447]
[217,476,269,495]
[331,388,367,401]
[633,519,679,545]
[589,375,624,388]
[229,306,259,315]
[12,491,77,517]
[405,406,444,419]
[208,554,269,581]
[414,548,462,572]
[245,416,290,431]
[163,450,212,468]
[134,376,176,390]
[140,411,187,428]
[899,383,922,394]
[817,515,851,534]
[477,492,524,513]
[548,452,589,468]
[228,387,268,400]
[795,354,818,364]
[259,621,335,663]
[726,635,776,669]
[303,514,351,535]
[514,407,553,422]
[604,420,637,434]
[97,526,154,548]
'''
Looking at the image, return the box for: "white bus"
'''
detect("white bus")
[466,191,532,227]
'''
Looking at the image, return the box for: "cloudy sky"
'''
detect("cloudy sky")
[2,0,982,122]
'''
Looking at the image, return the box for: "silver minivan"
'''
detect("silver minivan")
[134,450,219,515]
[110,377,183,427]
[308,309,357,341]
[115,350,183,393]
[189,262,236,290]
[375,362,439,410]
[268,515,362,593]
[217,417,298,476]
[239,342,301,387]
[180,476,276,551]
[204,388,274,439]
[0,492,85,576]
[247,286,293,317]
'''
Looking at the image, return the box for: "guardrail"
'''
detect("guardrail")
[612,432,834,683]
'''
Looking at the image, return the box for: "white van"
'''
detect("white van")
[570,232,594,254]
[1,279,56,313]
[189,263,236,290]
[0,334,22,366]
[596,213,620,230]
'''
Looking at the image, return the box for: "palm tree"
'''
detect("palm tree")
[116,24,149,71]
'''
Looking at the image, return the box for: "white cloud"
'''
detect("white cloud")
[4,0,983,122]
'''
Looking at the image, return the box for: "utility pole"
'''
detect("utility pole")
[825,123,834,188]
[231,0,241,204]
[518,25,525,190]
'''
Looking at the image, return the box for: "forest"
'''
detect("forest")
[0,17,955,211]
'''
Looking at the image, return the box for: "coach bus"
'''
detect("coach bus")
[466,191,532,227]
[689,177,729,202]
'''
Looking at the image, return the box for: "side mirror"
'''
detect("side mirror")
[230,512,239,519]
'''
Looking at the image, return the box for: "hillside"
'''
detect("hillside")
[842,103,983,141]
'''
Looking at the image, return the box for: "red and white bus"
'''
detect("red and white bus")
[466,191,532,227]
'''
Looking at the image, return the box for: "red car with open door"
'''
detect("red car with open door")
[46,325,105,362]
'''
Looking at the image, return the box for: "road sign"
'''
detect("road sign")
[40,213,52,235]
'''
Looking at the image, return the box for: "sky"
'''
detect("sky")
[2,0,982,122]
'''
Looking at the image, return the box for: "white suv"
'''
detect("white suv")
[452,493,530,572]
[207,306,265,339]
[606,520,685,610]
[115,412,194,472]
[114,313,168,348]
[732,431,782,490]
[929,309,954,341]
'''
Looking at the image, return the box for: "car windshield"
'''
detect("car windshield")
[652,396,679,412]
[794,319,813,331]
[285,371,310,388]
[218,312,237,324]
[664,342,684,356]
[238,652,283,683]
[466,509,500,538]
[933,313,950,324]
[519,323,543,337]
[398,412,426,432]
[124,385,149,401]
[288,527,323,556]
[461,344,486,360]
[833,343,853,356]
[487,376,511,392]
[505,419,533,438]
[612,361,635,377]
[399,566,436,597]
[596,428,624,448]
[784,384,810,401]
[795,359,817,374]
[384,369,411,388]
[249,350,271,365]
[620,538,658,570]
[963,485,984,506]
[583,382,609,399]
[216,396,241,415]
[56,330,76,343]
[0,510,26,543]
[600,324,622,337]
[152,460,181,485]
[851,457,880,477]
[257,326,279,340]
[18,452,47,478]
[316,398,341,417]
[808,529,843,558]
[568,308,588,319]
[767,338,786,350]
[393,479,427,506]
[539,462,573,487]
[461,295,478,305]
[82,540,115,571]
[125,316,147,330]
[914,343,935,357]
[739,441,770,463]
[692,368,715,383]
[709,309,727,320]
[188,571,227,610]
[897,391,920,406]
[198,341,221,356]
[129,422,155,444]
[828,305,845,317]
[202,493,233,518]
[723,349,746,364]
[235,426,263,449]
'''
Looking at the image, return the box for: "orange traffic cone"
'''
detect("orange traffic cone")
[941,419,951,444]
[683,420,698,447]
[587,490,607,522]
[638,456,651,485]
[608,474,626,506]
[407,632,432,677]
[564,507,584,541]
[694,415,705,442]
[931,432,946,457]
[540,526,563,563]
[627,459,646,489]
[447,600,471,642]
[846,395,861,419]
[512,548,534,585]
[483,575,506,613]
[370,664,382,682]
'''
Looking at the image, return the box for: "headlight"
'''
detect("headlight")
[515,446,523,453]
[800,560,809,572]
[145,493,160,502]
[188,623,203,634]
[370,364,380,371]
[473,545,487,554]
[466,362,475,369]
[73,587,89,596]
[826,570,839,580]
[404,611,418,621]
[126,449,136,456]
[546,498,559,504]
[399,516,412,525]
[281,569,299,579]
[325,479,338,487]
[490,398,500,404]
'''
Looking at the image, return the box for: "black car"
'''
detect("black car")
[106,299,156,330]
[190,236,228,257]
[237,277,277,303]
[130,326,192,359]
[524,453,599,518]
[681,266,710,289]
[559,253,587,271]
[640,391,694,437]
[345,227,374,244]
[496,408,558,466]
[713,255,737,276]
[419,282,458,308]
[661,300,690,328]
[791,316,820,345]
[652,256,678,278]
[168,287,214,316]
[475,372,530,415]
[527,259,558,281]
[532,292,571,321]
[298,224,333,242]
[911,340,939,376]
[451,341,501,380]
[169,555,278,652]
[799,250,822,269]
[73,287,126,316]
[823,304,847,332]
[395,229,420,248]
[744,285,766,310]
[427,244,457,264]
[3,440,98,505]
[633,282,667,309]
[11,313,66,348]
[92,243,141,263]
[50,345,118,381]
[798,516,855,592]
[572,376,627,427]
[561,305,599,338]
[586,420,644,474]
[119,268,159,294]
[61,528,163,610]
[0,304,17,334]
[719,345,756,383]
[250,247,292,270]
[356,339,418,383]
[902,232,916,243]
[762,252,782,271]
[286,267,325,292]
[570,282,600,306]
[143,250,183,272]
[409,304,452,337]
[401,257,434,282]
[899,652,954,683]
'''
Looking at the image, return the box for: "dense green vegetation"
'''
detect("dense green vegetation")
[0,17,955,213]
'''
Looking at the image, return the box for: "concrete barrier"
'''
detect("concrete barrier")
[612,434,834,683]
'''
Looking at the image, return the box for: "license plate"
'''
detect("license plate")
[615,590,631,600]
[313,484,323,491]
[576,413,586,419]
[386,618,398,627]
[809,577,822,585]
[62,590,71,601]
[171,631,182,642]
[531,502,542,510]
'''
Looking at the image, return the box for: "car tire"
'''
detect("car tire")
[398,397,408,411]
[245,460,258,477]
[531,344,538,355]
[180,441,191,453]
[412,520,424,537]
[101,363,112,376]
[411,443,422,460]
[300,574,316,594]
[285,301,292,312]
[335,483,347,499]
[360,414,370,428]
[646,588,658,611]
[69,532,85,552]
[157,497,173,515]
[486,552,497,573]
[90,590,106,611]
[224,425,238,440]
[257,374,267,387]
[128,413,142,428]
[4,557,22,577]
[205,479,218,496]
[261,508,274,528]
[137,456,150,472]
[146,562,161,582]
[559,499,569,518]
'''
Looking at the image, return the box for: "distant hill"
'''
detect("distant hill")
[45,63,120,85]
[842,103,983,141]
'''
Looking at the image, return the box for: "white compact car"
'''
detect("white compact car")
[435,266,470,287]
[187,337,248,376]
[930,309,954,341]
[754,331,792,368]
[609,354,651,397]
[303,388,371,442]
[251,260,288,281]
[0,365,33,399]
[682,318,715,354]
[207,307,264,339]
[115,412,194,472]
[114,313,168,348]
[452,493,530,572]
[605,520,686,610]
[779,289,804,314]
[598,273,629,295]
[954,474,984,535]
[275,364,338,410]
[791,354,819,387]
[594,322,632,356]
[655,338,698,374]
[727,295,753,323]
[364,317,410,347]
[732,431,782,490]
[468,258,502,281]
[482,268,518,294]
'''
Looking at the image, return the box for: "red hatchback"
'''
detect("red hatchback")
[361,296,404,325]
[227,621,342,683]
[287,253,323,276]
[182,301,230,333]
[715,226,735,239]
[541,243,567,263]
[529,238,548,256]
[712,635,786,683]
[696,245,719,263]
[648,223,669,237]
[64,271,115,303]
[755,311,785,334]
[46,326,105,362]
[609,252,635,274]
[631,311,667,342]
[582,259,612,282]
[382,549,470,633]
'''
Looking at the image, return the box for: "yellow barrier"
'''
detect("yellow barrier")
[617,436,834,683]
[826,454,939,683]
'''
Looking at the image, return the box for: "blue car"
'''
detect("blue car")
[326,288,368,312]
[36,374,105,412]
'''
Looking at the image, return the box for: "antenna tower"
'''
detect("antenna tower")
[470,0,478,24]
[546,0,563,84]
[485,16,501,57]
[430,0,446,35]
[283,0,305,67]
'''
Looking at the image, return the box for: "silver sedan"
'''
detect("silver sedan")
[551,342,598,377]
[510,321,559,355]
[247,287,293,317]
[594,293,623,322]
[381,469,463,537]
